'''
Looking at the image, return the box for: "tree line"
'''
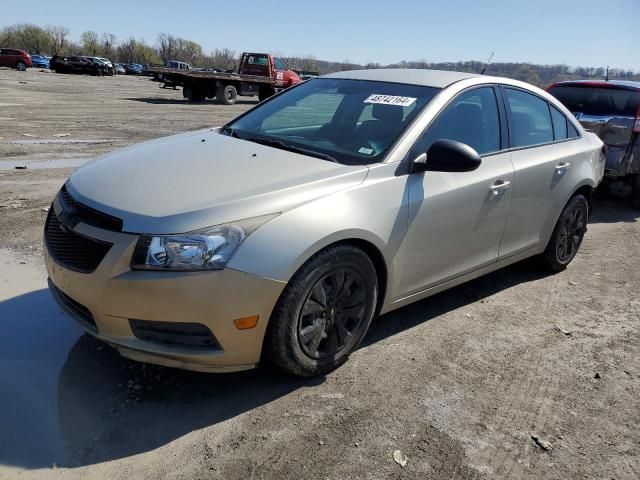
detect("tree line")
[1,23,638,87]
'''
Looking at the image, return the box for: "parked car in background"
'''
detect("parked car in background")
[114,63,126,74]
[44,70,604,377]
[96,57,116,75]
[91,57,114,75]
[166,60,192,70]
[124,63,144,75]
[295,70,320,81]
[0,48,32,70]
[547,80,640,208]
[30,54,50,69]
[50,55,111,76]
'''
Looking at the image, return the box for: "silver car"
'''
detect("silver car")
[45,69,605,377]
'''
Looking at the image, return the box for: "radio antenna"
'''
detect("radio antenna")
[481,51,494,75]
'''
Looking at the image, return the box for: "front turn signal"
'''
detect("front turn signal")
[233,315,259,330]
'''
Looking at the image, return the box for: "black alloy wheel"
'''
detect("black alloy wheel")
[298,267,368,360]
[556,203,587,263]
[265,245,378,377]
[542,194,589,271]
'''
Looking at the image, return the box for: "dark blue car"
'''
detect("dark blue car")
[124,63,143,75]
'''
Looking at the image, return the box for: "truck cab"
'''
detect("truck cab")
[239,53,300,88]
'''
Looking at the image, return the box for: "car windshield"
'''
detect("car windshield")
[548,85,640,117]
[224,78,441,165]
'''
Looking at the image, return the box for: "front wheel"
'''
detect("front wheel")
[541,194,589,271]
[16,62,27,71]
[265,245,378,377]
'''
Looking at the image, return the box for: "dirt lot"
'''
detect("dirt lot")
[0,68,639,480]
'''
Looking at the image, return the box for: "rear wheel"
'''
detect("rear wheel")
[183,85,206,102]
[16,62,27,71]
[216,84,238,105]
[265,245,378,377]
[541,194,589,271]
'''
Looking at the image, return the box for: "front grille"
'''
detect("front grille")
[45,209,113,273]
[49,280,97,333]
[60,185,123,232]
[130,320,220,349]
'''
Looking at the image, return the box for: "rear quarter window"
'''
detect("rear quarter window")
[550,105,568,140]
[548,85,639,117]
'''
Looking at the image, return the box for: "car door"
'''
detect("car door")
[498,87,581,257]
[273,57,288,87]
[399,86,514,295]
[0,49,7,67]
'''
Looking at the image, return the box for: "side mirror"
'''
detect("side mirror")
[412,139,482,173]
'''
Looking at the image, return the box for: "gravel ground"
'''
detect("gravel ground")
[0,68,638,480]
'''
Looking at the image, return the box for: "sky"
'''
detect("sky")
[2,0,639,70]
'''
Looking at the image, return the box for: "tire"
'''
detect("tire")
[541,194,589,271]
[216,84,238,105]
[16,62,27,71]
[183,85,206,102]
[265,245,378,377]
[258,87,276,102]
[632,175,640,210]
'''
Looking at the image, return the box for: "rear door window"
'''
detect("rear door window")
[505,88,554,148]
[548,85,639,117]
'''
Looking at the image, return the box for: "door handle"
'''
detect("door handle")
[555,161,570,172]
[490,180,511,194]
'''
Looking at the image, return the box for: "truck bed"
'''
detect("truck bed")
[146,66,275,85]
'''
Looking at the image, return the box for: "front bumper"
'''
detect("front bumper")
[44,214,286,373]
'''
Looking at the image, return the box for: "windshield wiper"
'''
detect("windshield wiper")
[243,136,339,163]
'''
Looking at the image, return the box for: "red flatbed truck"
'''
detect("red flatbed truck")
[146,52,302,105]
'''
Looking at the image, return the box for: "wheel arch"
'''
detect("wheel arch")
[541,181,596,251]
[315,237,388,316]
[570,182,596,216]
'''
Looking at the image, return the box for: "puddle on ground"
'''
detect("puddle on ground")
[0,158,89,171]
[0,249,83,469]
[5,139,115,145]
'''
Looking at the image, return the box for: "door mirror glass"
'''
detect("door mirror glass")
[412,139,482,173]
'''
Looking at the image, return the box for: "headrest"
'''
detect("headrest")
[372,103,404,122]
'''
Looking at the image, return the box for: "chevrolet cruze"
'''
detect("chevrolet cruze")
[45,69,605,376]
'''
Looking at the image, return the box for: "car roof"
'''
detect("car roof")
[323,68,483,88]
[550,79,640,91]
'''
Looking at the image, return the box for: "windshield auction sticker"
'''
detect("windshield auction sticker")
[364,94,416,107]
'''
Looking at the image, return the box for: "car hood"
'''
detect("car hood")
[67,128,369,234]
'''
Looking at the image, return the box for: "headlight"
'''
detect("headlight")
[130,214,278,271]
